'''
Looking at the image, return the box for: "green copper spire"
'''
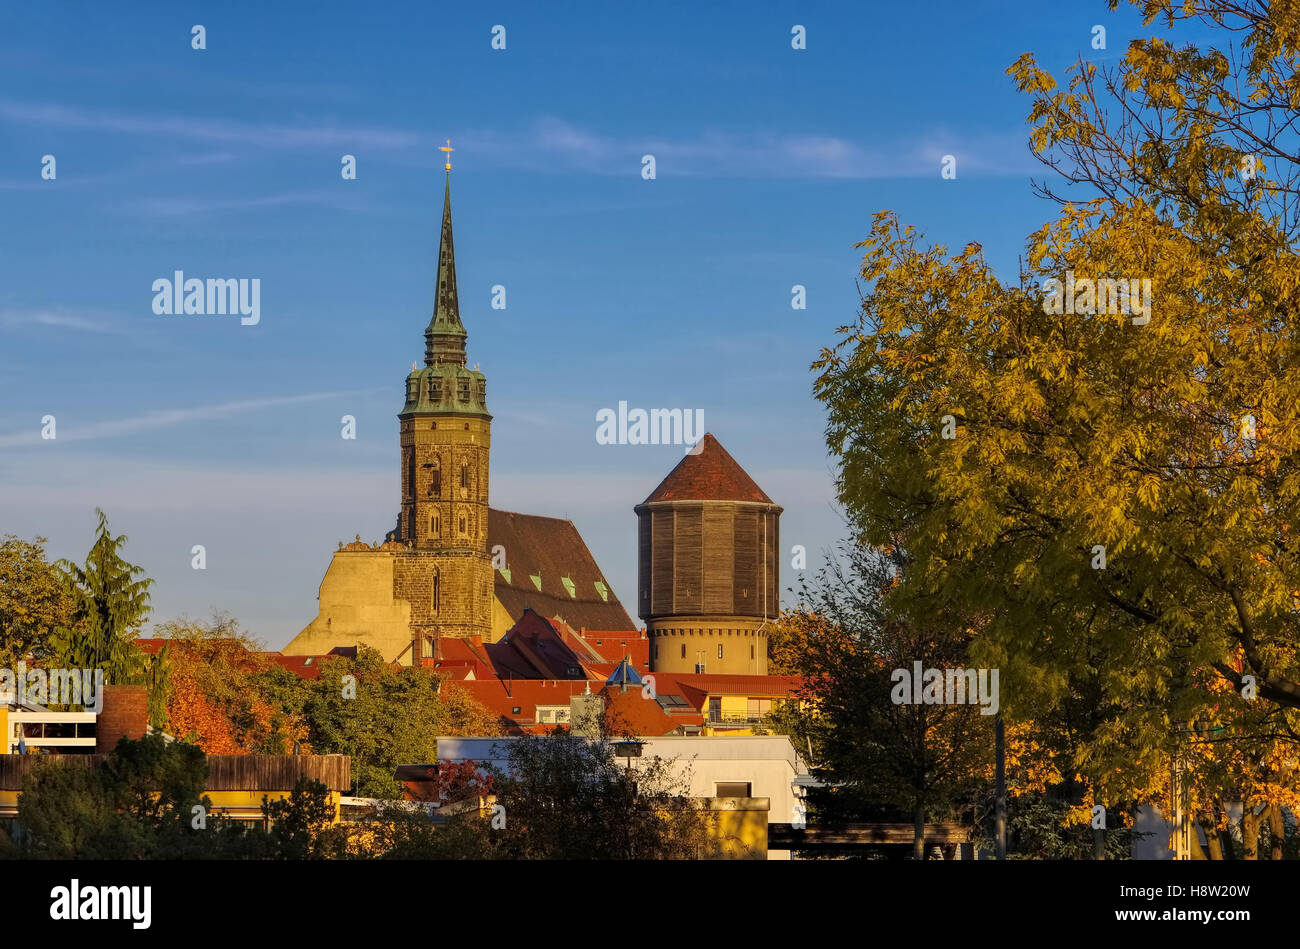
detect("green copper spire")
[402,159,489,421]
[425,170,466,367]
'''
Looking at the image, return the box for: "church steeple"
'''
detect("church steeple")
[425,171,467,368]
[401,154,489,422]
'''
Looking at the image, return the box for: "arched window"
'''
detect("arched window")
[430,511,440,539]
[458,514,467,535]
[431,461,441,497]
[432,569,440,612]
[460,463,469,489]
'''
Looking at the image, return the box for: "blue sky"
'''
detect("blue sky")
[0,1,1172,649]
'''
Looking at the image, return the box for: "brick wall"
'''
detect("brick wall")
[95,684,148,753]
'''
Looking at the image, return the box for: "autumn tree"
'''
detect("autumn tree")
[0,534,76,667]
[154,613,305,755]
[815,0,1300,826]
[768,539,994,858]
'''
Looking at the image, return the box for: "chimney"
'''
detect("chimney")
[95,685,148,754]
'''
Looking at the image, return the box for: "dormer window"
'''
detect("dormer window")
[457,380,470,402]
[477,381,486,402]
[429,379,441,401]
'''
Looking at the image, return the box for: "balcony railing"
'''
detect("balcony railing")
[707,712,759,726]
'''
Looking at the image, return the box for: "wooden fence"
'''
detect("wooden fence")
[0,753,350,792]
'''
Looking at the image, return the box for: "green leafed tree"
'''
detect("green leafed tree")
[49,508,153,684]
[485,729,709,859]
[297,645,499,798]
[11,734,216,859]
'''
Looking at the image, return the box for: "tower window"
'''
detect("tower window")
[432,570,440,612]
[750,644,755,660]
[458,380,470,402]
[430,511,440,539]
[680,644,686,659]
[432,465,441,497]
[477,381,486,402]
[460,464,469,488]
[718,644,723,660]
[459,515,467,535]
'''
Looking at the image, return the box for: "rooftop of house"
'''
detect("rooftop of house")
[489,508,637,632]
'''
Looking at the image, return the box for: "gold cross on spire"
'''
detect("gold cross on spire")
[440,138,454,171]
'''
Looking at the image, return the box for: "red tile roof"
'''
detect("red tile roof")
[641,433,773,504]
[134,638,344,681]
[666,673,804,696]
[577,631,650,667]
[447,679,596,729]
[266,654,327,680]
[445,668,802,736]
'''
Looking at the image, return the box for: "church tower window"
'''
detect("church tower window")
[432,569,440,612]
[431,462,441,497]
[458,514,467,535]
[460,463,469,489]
[431,511,440,538]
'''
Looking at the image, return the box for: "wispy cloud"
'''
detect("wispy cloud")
[0,308,130,335]
[465,117,1036,179]
[0,391,381,449]
[0,99,418,150]
[130,189,367,217]
[0,98,1033,179]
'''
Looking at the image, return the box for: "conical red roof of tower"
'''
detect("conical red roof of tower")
[641,433,773,504]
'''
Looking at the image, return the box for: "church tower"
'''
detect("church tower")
[394,160,494,659]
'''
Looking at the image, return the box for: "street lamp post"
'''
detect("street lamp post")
[995,713,1006,860]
